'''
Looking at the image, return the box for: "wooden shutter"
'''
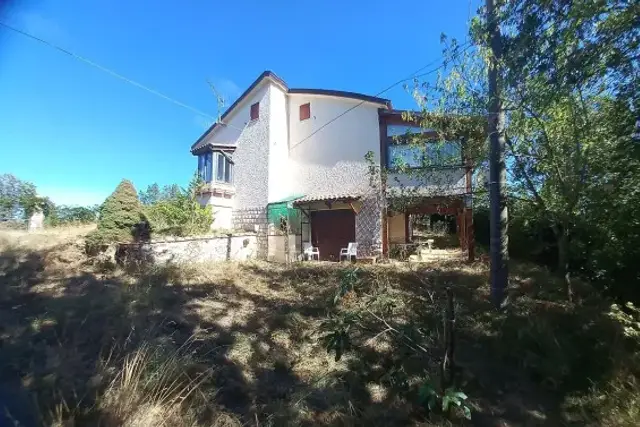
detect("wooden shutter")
[299,103,311,121]
[250,102,259,120]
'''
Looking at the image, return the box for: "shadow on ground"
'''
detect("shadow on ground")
[0,236,635,426]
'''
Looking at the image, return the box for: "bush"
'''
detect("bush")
[144,175,212,237]
[86,180,147,252]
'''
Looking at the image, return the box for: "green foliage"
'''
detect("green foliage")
[139,183,161,206]
[0,173,40,221]
[86,180,147,251]
[608,303,640,341]
[334,267,360,304]
[419,381,472,420]
[397,0,640,300]
[320,311,359,362]
[139,183,182,206]
[45,205,98,226]
[143,174,212,237]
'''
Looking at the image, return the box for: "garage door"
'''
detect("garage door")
[311,209,355,261]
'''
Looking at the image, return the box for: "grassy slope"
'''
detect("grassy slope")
[0,227,638,426]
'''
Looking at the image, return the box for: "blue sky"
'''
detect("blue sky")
[0,0,478,206]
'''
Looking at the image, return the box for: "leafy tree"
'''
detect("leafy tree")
[0,173,39,220]
[144,174,212,236]
[47,205,98,226]
[400,0,639,300]
[161,184,181,201]
[139,183,161,206]
[86,179,147,250]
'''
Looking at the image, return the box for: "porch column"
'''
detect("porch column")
[466,207,475,261]
[457,210,466,251]
[382,210,389,256]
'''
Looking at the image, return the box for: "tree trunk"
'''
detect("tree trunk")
[487,0,509,308]
[555,223,572,302]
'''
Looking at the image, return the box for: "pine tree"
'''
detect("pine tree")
[86,179,146,250]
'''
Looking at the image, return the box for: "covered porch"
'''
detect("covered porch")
[293,194,365,262]
[383,196,474,262]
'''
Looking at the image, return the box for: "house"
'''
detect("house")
[190,71,474,261]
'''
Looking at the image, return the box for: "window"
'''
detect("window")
[250,102,259,120]
[387,124,424,137]
[299,103,311,121]
[198,152,213,182]
[215,152,233,184]
[387,141,462,169]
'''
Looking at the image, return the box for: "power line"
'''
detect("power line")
[1,19,480,147]
[0,21,216,120]
[290,40,474,150]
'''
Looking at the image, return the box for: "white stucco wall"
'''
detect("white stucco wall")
[287,94,383,198]
[268,85,291,202]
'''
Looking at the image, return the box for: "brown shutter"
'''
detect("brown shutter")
[299,103,311,121]
[250,102,259,120]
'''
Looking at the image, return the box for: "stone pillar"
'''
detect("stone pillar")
[28,210,44,232]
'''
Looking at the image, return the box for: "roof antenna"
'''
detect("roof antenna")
[207,80,227,125]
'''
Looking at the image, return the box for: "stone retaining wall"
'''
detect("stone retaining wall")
[118,234,257,264]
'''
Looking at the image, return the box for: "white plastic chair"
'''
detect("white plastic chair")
[340,242,358,262]
[303,242,320,261]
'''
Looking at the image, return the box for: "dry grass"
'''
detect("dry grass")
[0,227,638,426]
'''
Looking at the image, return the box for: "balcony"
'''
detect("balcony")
[198,181,235,199]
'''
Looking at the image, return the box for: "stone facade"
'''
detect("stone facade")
[355,196,383,257]
[232,86,271,210]
[232,208,268,259]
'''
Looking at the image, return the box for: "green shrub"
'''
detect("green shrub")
[86,180,147,253]
[144,174,212,237]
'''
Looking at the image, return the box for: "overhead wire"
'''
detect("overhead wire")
[289,40,475,150]
[0,21,216,120]
[1,15,488,145]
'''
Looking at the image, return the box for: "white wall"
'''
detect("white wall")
[287,94,382,198]
[268,85,291,202]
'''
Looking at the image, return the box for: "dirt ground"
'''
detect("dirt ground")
[0,227,637,426]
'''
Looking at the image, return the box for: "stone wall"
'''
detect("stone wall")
[119,234,257,265]
[232,208,268,259]
[355,196,383,257]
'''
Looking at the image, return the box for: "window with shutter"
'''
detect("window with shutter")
[250,102,259,120]
[299,103,311,121]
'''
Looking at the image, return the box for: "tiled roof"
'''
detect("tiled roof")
[293,193,362,204]
[192,141,237,155]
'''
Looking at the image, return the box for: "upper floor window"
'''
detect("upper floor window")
[197,151,233,183]
[386,124,462,168]
[250,102,259,121]
[198,152,213,182]
[387,141,462,169]
[387,124,425,137]
[215,152,233,184]
[299,103,311,121]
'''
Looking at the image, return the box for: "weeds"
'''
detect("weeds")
[1,227,639,426]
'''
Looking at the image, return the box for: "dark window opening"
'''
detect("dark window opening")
[198,152,213,182]
[250,102,259,120]
[300,103,311,121]
[215,152,233,184]
[387,141,462,169]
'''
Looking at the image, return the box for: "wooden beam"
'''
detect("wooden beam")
[466,208,475,262]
